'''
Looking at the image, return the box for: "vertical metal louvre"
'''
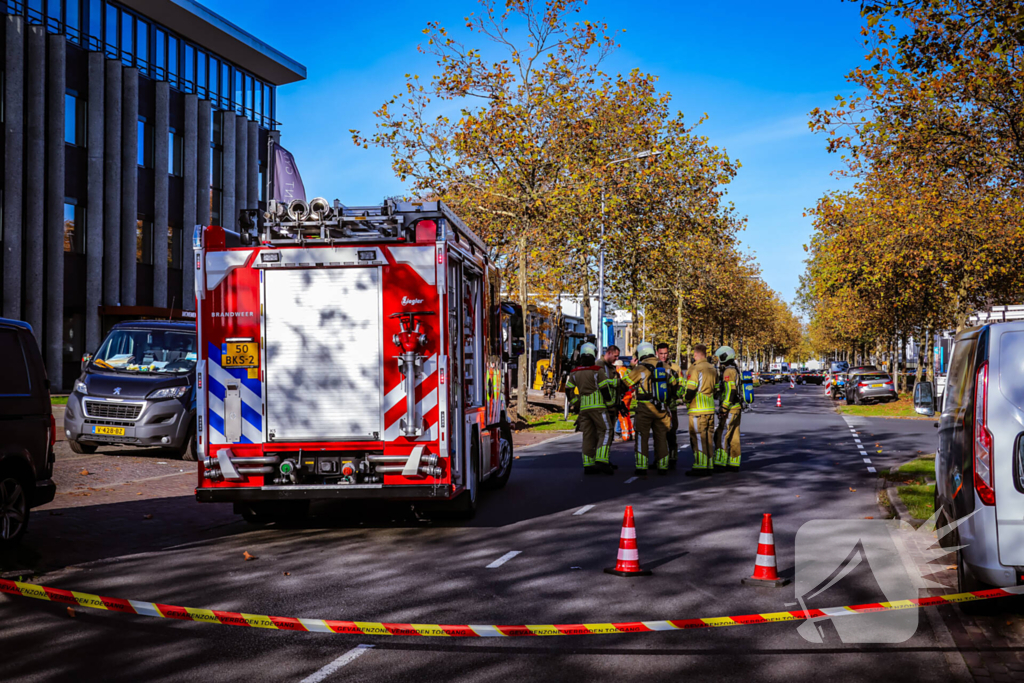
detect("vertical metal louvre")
[264,268,382,441]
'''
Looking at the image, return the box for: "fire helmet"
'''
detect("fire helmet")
[636,342,656,360]
[580,342,597,358]
[714,345,736,363]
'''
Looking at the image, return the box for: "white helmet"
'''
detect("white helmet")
[580,342,597,357]
[714,346,736,363]
[636,342,655,360]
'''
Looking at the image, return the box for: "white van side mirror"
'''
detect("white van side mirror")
[914,381,935,416]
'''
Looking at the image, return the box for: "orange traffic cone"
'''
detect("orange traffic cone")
[604,506,652,577]
[776,394,782,408]
[741,513,790,587]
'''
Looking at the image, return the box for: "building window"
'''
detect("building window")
[137,118,153,167]
[64,92,86,146]
[168,128,182,176]
[136,217,153,264]
[197,52,207,97]
[183,44,194,93]
[168,225,181,269]
[233,69,243,114]
[88,0,101,44]
[64,201,84,254]
[155,28,165,78]
[120,10,133,65]
[168,36,178,87]
[104,3,117,58]
[137,18,148,74]
[66,0,81,43]
[209,57,220,102]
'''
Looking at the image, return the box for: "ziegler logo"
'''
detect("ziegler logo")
[401,297,424,306]
[212,311,255,318]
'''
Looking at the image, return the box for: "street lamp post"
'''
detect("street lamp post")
[598,149,662,356]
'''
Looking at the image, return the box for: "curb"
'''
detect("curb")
[886,486,927,527]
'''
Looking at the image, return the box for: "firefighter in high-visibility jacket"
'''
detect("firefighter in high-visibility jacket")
[713,345,743,471]
[565,343,616,475]
[683,343,718,476]
[656,342,684,469]
[623,342,676,476]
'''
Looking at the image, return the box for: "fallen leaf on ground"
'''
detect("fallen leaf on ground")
[79,470,89,476]
[67,607,76,618]
[795,495,800,498]
[243,551,257,561]
[514,456,520,460]
[283,572,291,576]
[945,565,957,570]
[137,492,143,495]
[143,514,153,520]
[864,516,874,519]
[849,487,857,492]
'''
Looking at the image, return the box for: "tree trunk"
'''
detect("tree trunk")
[914,329,924,387]
[516,235,529,417]
[900,333,907,394]
[675,289,684,367]
[581,266,593,336]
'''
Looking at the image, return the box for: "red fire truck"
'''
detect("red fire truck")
[193,198,524,521]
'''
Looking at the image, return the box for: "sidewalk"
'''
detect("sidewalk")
[900,525,1024,682]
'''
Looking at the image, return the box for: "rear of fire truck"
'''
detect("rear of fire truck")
[193,198,522,522]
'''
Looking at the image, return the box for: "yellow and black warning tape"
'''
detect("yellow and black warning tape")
[2,579,1022,637]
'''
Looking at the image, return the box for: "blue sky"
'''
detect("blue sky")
[204,0,865,306]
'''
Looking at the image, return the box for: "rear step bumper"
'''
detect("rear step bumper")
[196,484,454,502]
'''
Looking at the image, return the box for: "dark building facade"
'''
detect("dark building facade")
[0,0,306,389]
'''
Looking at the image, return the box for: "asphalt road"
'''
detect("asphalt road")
[1,385,973,682]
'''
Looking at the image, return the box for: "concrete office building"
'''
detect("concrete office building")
[1,0,306,389]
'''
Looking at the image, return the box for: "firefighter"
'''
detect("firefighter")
[656,342,683,469]
[624,342,675,476]
[565,342,615,475]
[712,345,743,471]
[683,343,718,476]
[614,360,635,441]
[600,346,625,464]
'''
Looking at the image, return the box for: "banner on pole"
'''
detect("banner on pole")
[271,143,306,204]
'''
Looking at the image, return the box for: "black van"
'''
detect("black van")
[0,318,56,544]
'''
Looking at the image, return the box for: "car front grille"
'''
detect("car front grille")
[84,400,143,421]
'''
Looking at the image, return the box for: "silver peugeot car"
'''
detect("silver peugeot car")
[916,320,1024,593]
[64,321,197,460]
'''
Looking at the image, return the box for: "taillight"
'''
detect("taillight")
[974,362,995,505]
[49,412,56,447]
[858,382,869,387]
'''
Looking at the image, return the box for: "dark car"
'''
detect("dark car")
[804,371,824,386]
[0,318,56,544]
[846,372,897,405]
[64,321,197,460]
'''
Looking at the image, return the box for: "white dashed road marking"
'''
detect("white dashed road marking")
[863,458,872,463]
[867,466,877,473]
[574,504,595,516]
[486,551,522,569]
[301,645,374,683]
[624,476,639,484]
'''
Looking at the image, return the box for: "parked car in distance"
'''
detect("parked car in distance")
[64,321,198,460]
[0,318,56,544]
[846,372,897,405]
[916,320,1024,594]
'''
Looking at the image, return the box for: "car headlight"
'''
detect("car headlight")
[74,380,88,395]
[147,386,190,400]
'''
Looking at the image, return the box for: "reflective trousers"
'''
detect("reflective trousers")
[579,408,612,467]
[713,408,742,467]
[688,412,716,470]
[635,402,671,470]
